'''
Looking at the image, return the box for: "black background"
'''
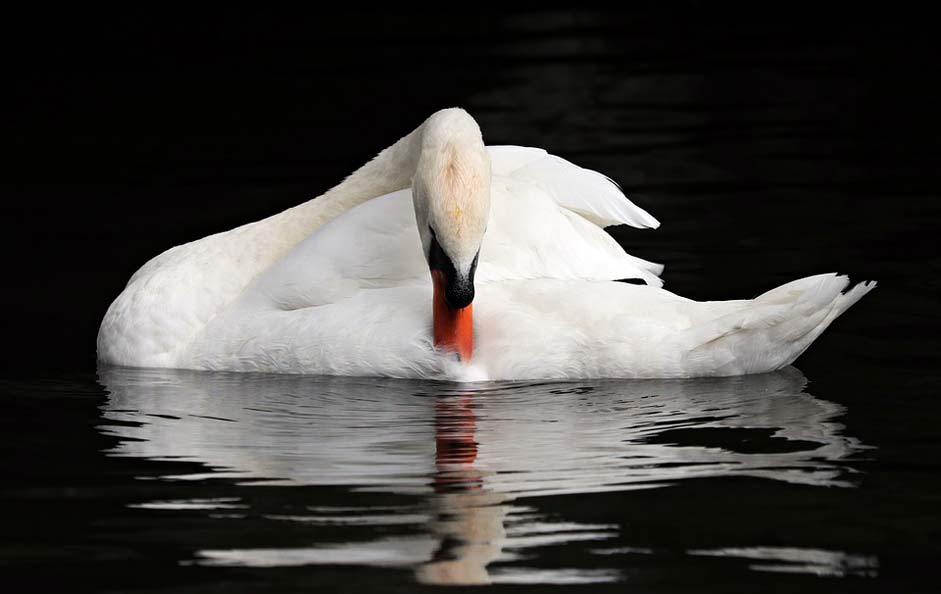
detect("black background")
[3,7,939,374]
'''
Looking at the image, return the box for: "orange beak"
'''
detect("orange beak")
[432,270,474,361]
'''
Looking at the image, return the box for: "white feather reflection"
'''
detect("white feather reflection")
[98,366,869,585]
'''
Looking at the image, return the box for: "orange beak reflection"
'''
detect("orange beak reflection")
[432,270,474,361]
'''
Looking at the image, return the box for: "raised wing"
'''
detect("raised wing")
[487,145,660,229]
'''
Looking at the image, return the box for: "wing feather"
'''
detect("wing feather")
[488,145,660,229]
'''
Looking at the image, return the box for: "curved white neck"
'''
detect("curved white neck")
[228,108,482,293]
[258,124,424,255]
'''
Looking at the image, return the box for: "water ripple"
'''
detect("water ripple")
[98,366,869,585]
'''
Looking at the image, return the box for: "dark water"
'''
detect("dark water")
[4,363,940,592]
[4,9,941,593]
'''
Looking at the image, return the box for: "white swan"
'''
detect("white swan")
[98,108,875,380]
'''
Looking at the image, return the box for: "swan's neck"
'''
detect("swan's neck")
[250,108,484,268]
[242,109,483,361]
[260,126,424,253]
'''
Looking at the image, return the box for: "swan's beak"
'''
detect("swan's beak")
[432,270,474,361]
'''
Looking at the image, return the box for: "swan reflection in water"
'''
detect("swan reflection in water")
[99,367,873,585]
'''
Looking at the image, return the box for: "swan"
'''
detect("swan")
[98,108,875,380]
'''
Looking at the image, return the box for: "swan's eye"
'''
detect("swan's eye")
[427,226,453,276]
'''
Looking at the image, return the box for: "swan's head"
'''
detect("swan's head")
[412,108,491,361]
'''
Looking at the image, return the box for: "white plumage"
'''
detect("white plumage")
[97,108,874,380]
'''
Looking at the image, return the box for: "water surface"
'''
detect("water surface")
[89,367,874,586]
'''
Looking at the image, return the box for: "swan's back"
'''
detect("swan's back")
[97,220,297,367]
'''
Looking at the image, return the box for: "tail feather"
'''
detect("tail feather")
[683,274,876,376]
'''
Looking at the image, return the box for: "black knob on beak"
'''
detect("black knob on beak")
[444,275,475,309]
[428,227,479,310]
